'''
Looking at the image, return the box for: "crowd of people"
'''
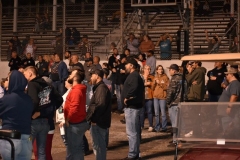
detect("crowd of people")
[1,39,240,160]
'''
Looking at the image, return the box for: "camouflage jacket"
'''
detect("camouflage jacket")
[166,73,188,106]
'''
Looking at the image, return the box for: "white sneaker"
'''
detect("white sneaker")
[184,131,193,137]
[148,127,154,132]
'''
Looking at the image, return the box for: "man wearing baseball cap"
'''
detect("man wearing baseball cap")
[218,67,240,126]
[121,58,144,160]
[166,64,188,141]
[86,69,112,160]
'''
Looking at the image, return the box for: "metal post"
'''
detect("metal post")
[190,0,194,55]
[120,0,124,52]
[238,0,240,52]
[230,0,234,17]
[0,0,2,61]
[94,0,99,31]
[13,0,18,33]
[52,0,57,31]
[63,0,66,60]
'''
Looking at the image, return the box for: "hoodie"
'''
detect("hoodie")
[64,84,87,123]
[27,77,63,119]
[0,71,33,134]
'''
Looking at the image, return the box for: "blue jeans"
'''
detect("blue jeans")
[154,99,167,131]
[124,107,141,158]
[168,105,178,128]
[115,84,123,111]
[31,118,50,160]
[208,94,220,102]
[90,125,107,160]
[66,121,89,160]
[52,81,66,96]
[0,134,32,160]
[140,99,153,128]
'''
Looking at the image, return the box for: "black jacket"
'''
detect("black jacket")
[121,70,144,109]
[207,67,227,95]
[27,77,63,119]
[8,56,22,71]
[86,81,112,129]
[36,60,49,77]
[22,57,35,68]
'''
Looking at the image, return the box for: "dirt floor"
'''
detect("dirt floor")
[50,111,187,160]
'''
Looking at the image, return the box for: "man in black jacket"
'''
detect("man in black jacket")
[22,53,35,68]
[23,66,63,160]
[87,69,111,160]
[121,58,144,160]
[36,55,49,77]
[8,51,21,71]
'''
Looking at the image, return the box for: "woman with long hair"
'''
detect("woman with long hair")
[153,65,169,132]
[140,65,155,131]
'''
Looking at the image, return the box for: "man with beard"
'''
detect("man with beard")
[121,58,144,160]
[63,69,89,160]
[86,69,111,160]
[63,50,72,70]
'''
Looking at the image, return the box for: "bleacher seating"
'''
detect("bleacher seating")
[0,0,237,61]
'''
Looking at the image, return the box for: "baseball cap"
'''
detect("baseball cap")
[125,58,138,67]
[91,69,104,79]
[224,67,238,74]
[167,64,179,72]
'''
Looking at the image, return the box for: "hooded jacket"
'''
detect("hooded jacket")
[64,84,87,124]
[186,67,206,101]
[27,77,63,118]
[0,71,33,134]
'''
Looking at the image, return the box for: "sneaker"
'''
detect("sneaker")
[184,131,193,138]
[148,127,154,132]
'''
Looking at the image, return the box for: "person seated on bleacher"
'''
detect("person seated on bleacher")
[23,38,37,60]
[42,12,51,31]
[203,0,211,17]
[125,32,140,55]
[110,10,126,22]
[34,13,42,33]
[139,34,155,54]
[194,0,203,17]
[0,70,33,160]
[22,53,35,68]
[78,35,92,60]
[8,35,22,60]
[68,27,80,45]
[205,30,221,54]
[225,17,236,39]
[223,0,230,14]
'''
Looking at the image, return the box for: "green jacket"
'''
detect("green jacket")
[186,67,206,101]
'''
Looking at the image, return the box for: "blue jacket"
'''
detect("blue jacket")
[0,71,33,134]
[58,61,68,82]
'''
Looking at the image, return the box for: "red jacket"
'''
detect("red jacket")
[64,84,86,123]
